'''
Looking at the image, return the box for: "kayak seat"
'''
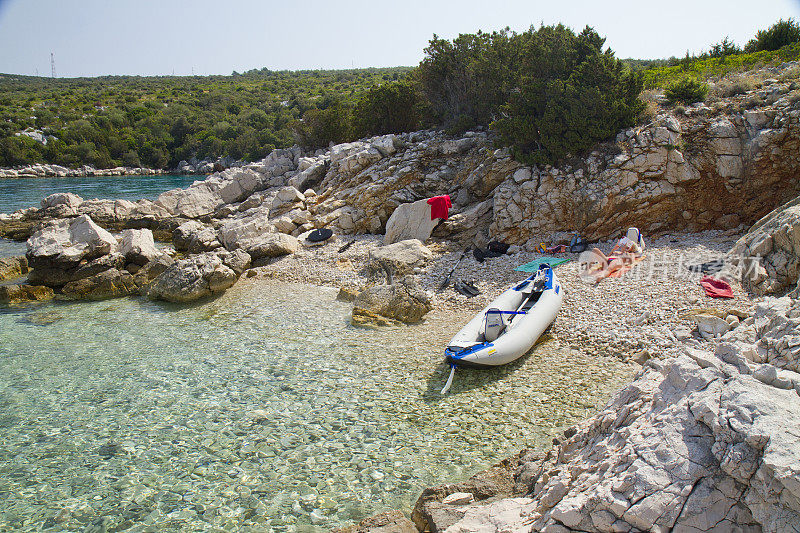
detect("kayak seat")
[520,290,542,312]
[482,308,506,342]
[508,288,542,324]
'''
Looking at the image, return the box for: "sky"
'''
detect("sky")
[0,0,798,77]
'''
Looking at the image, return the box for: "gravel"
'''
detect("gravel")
[254,229,757,361]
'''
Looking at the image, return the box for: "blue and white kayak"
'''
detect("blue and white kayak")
[441,264,564,393]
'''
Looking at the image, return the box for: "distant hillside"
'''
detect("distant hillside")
[2,18,798,172]
[0,68,412,169]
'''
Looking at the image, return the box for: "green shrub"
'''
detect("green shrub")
[290,103,353,149]
[352,81,425,137]
[709,37,740,58]
[665,78,709,104]
[416,29,517,129]
[715,78,753,98]
[745,18,800,53]
[491,25,644,165]
[444,114,477,136]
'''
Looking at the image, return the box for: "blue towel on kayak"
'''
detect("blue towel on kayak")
[515,257,570,273]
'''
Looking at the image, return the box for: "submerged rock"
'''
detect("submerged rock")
[350,307,403,328]
[336,284,362,302]
[24,310,64,325]
[0,256,28,281]
[0,284,54,304]
[331,510,416,533]
[352,276,432,324]
[144,250,250,303]
[412,457,516,531]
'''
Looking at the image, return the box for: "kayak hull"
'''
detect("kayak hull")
[445,266,564,368]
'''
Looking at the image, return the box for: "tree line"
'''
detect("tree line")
[1,19,798,170]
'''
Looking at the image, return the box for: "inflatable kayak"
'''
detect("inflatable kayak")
[441,264,564,393]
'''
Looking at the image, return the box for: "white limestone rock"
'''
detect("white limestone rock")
[371,134,400,157]
[27,215,117,267]
[245,233,299,260]
[144,250,249,303]
[173,220,222,253]
[270,186,305,217]
[384,199,440,245]
[729,196,800,295]
[41,192,83,211]
[119,229,160,266]
[447,295,800,532]
[217,209,273,250]
[368,239,433,275]
[156,182,222,218]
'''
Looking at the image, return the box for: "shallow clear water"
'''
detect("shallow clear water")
[0,174,198,215]
[0,279,632,531]
[0,238,26,258]
[0,174,199,259]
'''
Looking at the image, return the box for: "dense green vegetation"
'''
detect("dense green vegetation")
[489,25,643,164]
[665,78,709,104]
[642,43,800,89]
[2,18,798,170]
[0,23,644,168]
[745,18,800,53]
[0,68,411,168]
[643,19,800,89]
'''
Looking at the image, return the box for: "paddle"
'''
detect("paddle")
[440,365,456,395]
[338,240,355,253]
[438,248,469,292]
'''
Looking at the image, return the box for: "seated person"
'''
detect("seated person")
[609,227,645,256]
[586,228,645,281]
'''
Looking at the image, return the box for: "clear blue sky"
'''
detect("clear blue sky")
[0,0,798,77]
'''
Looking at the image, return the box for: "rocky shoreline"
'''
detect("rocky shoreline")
[1,65,800,531]
[0,164,167,178]
[0,154,249,179]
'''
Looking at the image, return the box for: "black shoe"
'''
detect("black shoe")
[454,280,480,297]
[462,281,481,296]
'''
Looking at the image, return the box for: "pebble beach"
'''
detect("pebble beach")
[256,228,755,363]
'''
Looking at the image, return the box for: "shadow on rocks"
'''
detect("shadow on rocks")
[420,334,554,401]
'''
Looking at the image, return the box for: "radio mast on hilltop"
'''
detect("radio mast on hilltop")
[50,53,56,78]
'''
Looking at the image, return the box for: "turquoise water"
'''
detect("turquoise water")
[0,172,633,530]
[0,174,199,258]
[0,279,632,531]
[0,239,26,258]
[0,174,198,215]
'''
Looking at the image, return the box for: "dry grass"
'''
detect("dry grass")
[636,89,663,125]
[778,64,800,82]
[712,77,755,98]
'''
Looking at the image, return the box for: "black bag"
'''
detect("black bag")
[487,241,510,254]
[569,234,587,253]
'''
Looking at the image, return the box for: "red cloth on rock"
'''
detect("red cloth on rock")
[700,276,734,299]
[427,195,452,221]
